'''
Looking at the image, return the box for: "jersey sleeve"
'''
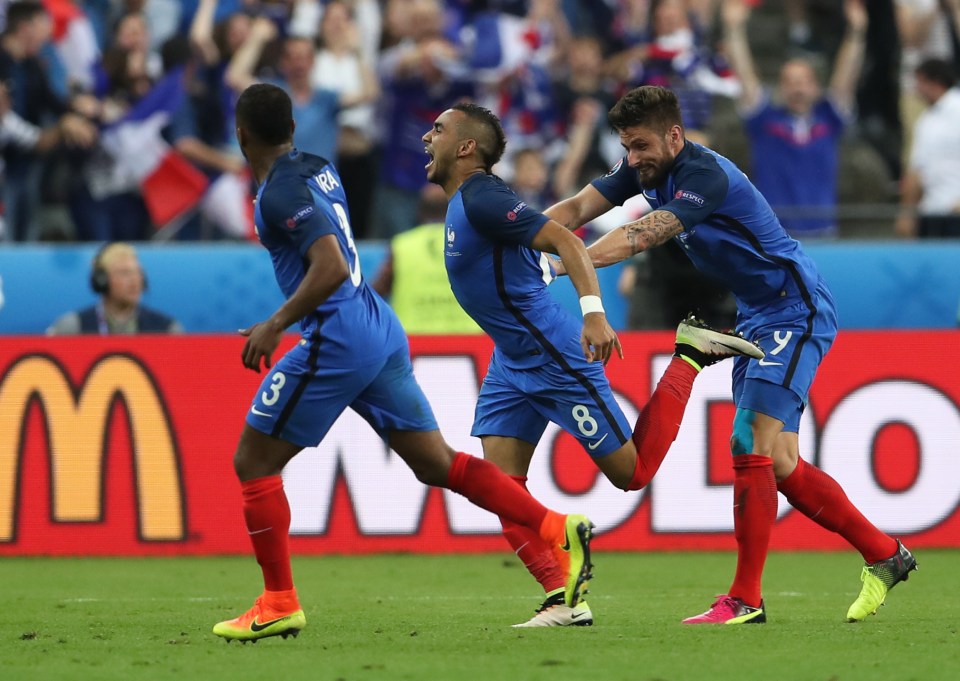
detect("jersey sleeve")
[461,177,549,247]
[259,177,338,256]
[658,161,729,229]
[590,156,641,206]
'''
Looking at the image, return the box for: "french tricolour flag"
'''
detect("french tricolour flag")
[100,67,210,228]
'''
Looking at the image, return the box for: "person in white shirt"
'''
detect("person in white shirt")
[896,59,960,238]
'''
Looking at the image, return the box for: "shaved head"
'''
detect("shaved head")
[450,102,506,172]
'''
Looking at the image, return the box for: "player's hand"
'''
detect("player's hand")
[581,313,623,365]
[551,257,567,277]
[239,320,284,372]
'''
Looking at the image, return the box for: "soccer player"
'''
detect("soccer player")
[546,85,917,624]
[213,83,594,643]
[421,103,763,627]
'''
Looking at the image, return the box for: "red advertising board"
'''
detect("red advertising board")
[1,333,958,556]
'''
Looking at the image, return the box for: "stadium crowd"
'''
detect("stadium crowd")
[0,0,958,245]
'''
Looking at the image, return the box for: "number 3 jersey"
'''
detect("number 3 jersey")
[254,150,406,367]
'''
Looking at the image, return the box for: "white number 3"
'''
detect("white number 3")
[261,372,286,406]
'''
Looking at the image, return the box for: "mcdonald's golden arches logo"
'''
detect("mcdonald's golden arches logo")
[0,353,185,542]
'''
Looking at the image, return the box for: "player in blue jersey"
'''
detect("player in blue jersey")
[547,85,917,624]
[422,102,764,627]
[213,84,597,643]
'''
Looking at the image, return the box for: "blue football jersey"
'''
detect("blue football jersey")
[591,142,827,320]
[255,150,406,366]
[444,173,583,370]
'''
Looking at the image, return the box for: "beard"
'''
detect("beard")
[637,162,670,189]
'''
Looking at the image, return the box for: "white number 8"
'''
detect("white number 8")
[572,404,598,437]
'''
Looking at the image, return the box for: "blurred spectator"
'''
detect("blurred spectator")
[482,0,570,153]
[226,16,377,164]
[722,0,868,240]
[510,147,553,208]
[308,0,381,239]
[896,58,960,238]
[69,43,156,241]
[370,183,482,334]
[607,0,740,145]
[289,0,382,65]
[895,0,960,164]
[110,10,162,80]
[47,241,182,334]
[160,34,252,240]
[549,36,616,185]
[550,97,607,205]
[43,0,100,93]
[0,0,98,241]
[371,0,472,239]
[188,0,252,155]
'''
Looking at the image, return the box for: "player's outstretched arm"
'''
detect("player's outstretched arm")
[544,184,613,232]
[531,221,622,364]
[553,209,685,276]
[240,235,349,372]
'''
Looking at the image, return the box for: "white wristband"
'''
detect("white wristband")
[579,295,604,317]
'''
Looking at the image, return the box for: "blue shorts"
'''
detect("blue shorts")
[472,352,632,457]
[733,280,837,432]
[246,339,438,447]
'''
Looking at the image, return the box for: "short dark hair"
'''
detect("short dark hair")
[236,83,294,145]
[4,1,47,33]
[608,86,683,134]
[451,102,507,171]
[916,58,957,90]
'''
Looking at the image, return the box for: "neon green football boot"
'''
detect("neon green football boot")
[846,541,917,622]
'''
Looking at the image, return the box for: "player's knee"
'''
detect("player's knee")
[610,469,635,492]
[410,462,449,488]
[730,408,756,455]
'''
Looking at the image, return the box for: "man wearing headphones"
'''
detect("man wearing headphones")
[47,242,182,335]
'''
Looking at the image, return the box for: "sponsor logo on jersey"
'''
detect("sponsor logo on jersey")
[285,206,315,229]
[605,158,624,176]
[674,189,705,206]
[506,202,527,222]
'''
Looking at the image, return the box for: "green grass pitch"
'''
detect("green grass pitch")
[2,551,955,681]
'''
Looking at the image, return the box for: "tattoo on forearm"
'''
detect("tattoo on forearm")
[624,211,682,254]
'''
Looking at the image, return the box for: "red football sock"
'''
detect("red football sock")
[728,455,778,608]
[499,476,566,593]
[241,475,294,592]
[778,457,898,564]
[447,453,552,537]
[627,357,697,490]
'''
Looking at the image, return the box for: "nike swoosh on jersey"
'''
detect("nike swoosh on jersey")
[250,405,272,417]
[758,359,784,366]
[588,433,609,451]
